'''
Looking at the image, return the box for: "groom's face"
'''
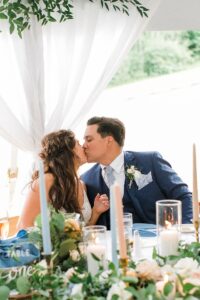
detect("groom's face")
[83,124,109,163]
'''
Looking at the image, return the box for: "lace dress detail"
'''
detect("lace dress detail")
[81,190,92,224]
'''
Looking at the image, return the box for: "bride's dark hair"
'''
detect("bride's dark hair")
[32,129,81,213]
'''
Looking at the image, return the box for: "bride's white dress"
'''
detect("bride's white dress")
[81,190,92,224]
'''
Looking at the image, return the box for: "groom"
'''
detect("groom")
[81,116,193,229]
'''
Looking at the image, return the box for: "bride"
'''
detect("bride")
[17,129,109,229]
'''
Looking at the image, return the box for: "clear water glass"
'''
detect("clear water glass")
[123,212,133,255]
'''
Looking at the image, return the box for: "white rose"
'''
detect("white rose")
[136,260,161,281]
[107,281,132,300]
[99,270,112,283]
[130,166,136,172]
[161,264,176,281]
[174,258,200,277]
[69,249,80,262]
[127,168,133,174]
[184,277,200,287]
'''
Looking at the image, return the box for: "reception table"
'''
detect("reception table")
[106,223,196,261]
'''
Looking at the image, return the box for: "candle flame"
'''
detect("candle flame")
[91,233,96,241]
[91,233,100,244]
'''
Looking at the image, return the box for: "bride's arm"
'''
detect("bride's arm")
[17,174,54,230]
[17,180,41,230]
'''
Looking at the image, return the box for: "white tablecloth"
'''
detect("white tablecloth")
[106,228,196,261]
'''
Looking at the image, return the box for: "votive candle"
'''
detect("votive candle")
[160,229,179,256]
[87,244,106,276]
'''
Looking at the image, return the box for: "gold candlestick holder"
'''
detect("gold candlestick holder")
[7,167,18,181]
[119,257,128,276]
[194,220,199,242]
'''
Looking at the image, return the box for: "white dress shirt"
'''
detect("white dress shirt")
[101,151,125,197]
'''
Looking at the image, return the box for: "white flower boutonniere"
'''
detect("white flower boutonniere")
[125,165,142,189]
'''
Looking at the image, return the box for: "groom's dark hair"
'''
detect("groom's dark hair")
[87,116,125,147]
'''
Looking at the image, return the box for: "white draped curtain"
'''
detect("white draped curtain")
[0,0,161,154]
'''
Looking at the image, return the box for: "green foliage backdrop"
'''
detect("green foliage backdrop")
[110,31,200,87]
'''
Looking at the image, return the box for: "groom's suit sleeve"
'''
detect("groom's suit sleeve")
[152,151,193,224]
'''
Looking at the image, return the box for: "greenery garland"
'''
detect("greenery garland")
[0,0,149,37]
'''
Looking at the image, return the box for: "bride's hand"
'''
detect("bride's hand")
[93,193,109,214]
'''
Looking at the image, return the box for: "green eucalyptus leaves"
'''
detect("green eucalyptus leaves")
[0,0,149,37]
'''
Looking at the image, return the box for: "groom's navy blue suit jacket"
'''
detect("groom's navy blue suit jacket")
[81,151,192,229]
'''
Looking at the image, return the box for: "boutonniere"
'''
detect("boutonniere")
[125,165,142,189]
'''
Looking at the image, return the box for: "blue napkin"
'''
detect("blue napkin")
[133,223,157,237]
[0,230,40,268]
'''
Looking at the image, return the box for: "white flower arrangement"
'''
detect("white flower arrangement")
[2,241,200,299]
[65,255,200,299]
[107,281,132,300]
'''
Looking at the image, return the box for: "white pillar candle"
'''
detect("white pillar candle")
[86,244,106,276]
[160,229,179,257]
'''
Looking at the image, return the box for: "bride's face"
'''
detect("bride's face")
[74,140,87,166]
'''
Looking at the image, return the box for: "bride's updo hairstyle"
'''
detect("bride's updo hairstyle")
[32,129,81,213]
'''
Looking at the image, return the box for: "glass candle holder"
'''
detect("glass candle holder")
[123,213,133,239]
[123,212,133,254]
[83,225,107,275]
[156,200,181,257]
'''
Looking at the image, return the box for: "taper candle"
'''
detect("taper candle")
[114,183,127,259]
[110,183,119,269]
[38,160,52,255]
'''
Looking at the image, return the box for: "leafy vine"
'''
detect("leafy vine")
[0,0,149,37]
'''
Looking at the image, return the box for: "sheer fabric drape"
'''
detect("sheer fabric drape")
[0,0,161,154]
